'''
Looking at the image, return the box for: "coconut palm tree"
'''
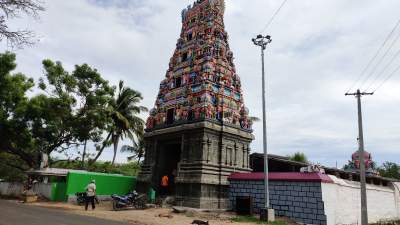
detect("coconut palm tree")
[110,81,147,165]
[121,134,145,163]
[91,80,147,165]
[249,116,260,123]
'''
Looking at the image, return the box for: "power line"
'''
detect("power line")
[371,62,400,93]
[346,17,400,94]
[364,46,400,91]
[359,30,400,90]
[259,0,289,34]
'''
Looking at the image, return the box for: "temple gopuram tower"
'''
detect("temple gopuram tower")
[138,0,253,209]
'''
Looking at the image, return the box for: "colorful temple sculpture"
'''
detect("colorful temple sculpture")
[137,0,254,208]
[344,150,378,175]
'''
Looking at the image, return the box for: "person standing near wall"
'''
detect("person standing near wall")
[85,180,96,211]
[161,175,169,196]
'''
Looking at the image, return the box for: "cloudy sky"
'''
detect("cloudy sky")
[2,0,400,167]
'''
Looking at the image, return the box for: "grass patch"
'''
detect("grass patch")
[232,215,288,225]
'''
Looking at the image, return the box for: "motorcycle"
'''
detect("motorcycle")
[76,192,99,205]
[75,192,86,205]
[111,191,146,211]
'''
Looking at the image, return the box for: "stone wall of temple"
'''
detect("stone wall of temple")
[139,121,252,209]
[229,173,400,225]
[229,174,328,225]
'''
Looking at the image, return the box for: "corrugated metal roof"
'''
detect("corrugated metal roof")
[26,168,87,177]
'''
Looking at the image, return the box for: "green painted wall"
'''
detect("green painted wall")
[51,182,67,202]
[65,171,136,197]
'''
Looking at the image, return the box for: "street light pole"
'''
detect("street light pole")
[252,34,274,222]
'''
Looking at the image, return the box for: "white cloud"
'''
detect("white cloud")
[1,0,400,166]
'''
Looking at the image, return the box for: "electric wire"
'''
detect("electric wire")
[364,46,400,91]
[259,0,289,34]
[359,30,400,90]
[345,18,400,94]
[371,61,400,93]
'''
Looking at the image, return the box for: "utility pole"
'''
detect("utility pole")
[345,89,373,225]
[252,34,274,222]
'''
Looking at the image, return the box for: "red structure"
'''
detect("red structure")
[351,150,373,169]
[228,172,333,183]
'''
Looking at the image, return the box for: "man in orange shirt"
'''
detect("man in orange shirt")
[161,175,169,196]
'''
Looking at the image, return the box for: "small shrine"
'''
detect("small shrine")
[137,0,254,209]
[344,150,378,175]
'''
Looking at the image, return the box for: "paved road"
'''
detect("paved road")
[0,200,134,225]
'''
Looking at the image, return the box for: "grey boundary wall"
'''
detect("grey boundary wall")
[229,180,327,225]
[0,182,51,199]
[0,182,23,197]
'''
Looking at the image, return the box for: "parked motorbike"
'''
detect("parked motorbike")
[111,191,146,211]
[75,192,86,205]
[76,192,99,205]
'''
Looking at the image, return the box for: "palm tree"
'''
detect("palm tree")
[249,116,260,123]
[121,134,145,163]
[91,81,147,165]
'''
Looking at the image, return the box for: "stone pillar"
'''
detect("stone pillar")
[185,137,192,162]
[230,147,234,166]
[246,145,250,168]
[242,145,246,168]
[181,134,186,162]
[206,138,212,163]
[234,144,238,167]
[201,137,208,162]
[143,141,150,164]
[221,143,226,165]
[227,147,231,166]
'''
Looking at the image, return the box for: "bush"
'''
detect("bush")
[52,160,140,176]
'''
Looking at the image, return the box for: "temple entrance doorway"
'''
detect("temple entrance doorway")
[155,142,181,196]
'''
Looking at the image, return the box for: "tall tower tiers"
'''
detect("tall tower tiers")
[138,0,254,209]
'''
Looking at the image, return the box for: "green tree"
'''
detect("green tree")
[378,162,400,180]
[0,52,115,170]
[52,160,140,177]
[91,81,147,166]
[39,60,115,168]
[289,152,308,163]
[0,51,36,168]
[121,133,145,163]
[1,52,146,175]
[0,152,28,182]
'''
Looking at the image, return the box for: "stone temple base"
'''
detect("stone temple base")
[174,183,229,209]
[137,120,253,209]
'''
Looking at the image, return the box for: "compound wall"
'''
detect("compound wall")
[322,176,399,225]
[229,172,331,225]
[0,182,23,197]
[229,173,400,225]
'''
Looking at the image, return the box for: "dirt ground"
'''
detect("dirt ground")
[28,201,294,225]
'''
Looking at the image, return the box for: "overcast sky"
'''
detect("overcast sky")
[2,0,400,167]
